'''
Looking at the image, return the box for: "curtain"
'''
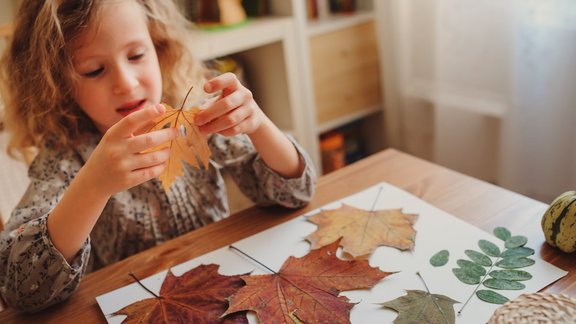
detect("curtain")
[376,0,576,203]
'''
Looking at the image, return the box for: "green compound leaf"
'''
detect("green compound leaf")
[489,270,532,281]
[476,290,509,305]
[500,246,535,258]
[464,250,492,267]
[430,250,450,267]
[493,227,511,241]
[496,257,535,269]
[456,259,486,276]
[483,278,526,290]
[478,240,501,257]
[504,235,528,249]
[452,268,481,285]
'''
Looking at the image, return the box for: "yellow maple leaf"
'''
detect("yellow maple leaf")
[306,204,418,258]
[145,103,211,192]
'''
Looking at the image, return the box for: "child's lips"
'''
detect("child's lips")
[117,99,146,116]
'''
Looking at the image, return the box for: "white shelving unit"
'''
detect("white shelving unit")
[190,0,385,172]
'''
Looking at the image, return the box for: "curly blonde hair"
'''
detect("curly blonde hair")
[0,0,206,159]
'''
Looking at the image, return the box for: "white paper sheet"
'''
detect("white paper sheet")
[96,182,567,323]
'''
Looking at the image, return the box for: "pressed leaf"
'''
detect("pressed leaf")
[496,257,535,269]
[382,290,459,324]
[478,240,501,257]
[224,240,393,323]
[475,290,509,304]
[464,250,492,267]
[483,278,526,290]
[430,250,450,267]
[489,269,532,281]
[111,264,247,323]
[306,204,418,258]
[144,104,211,192]
[452,268,481,285]
[500,246,535,258]
[457,259,486,277]
[493,227,511,241]
[504,235,528,249]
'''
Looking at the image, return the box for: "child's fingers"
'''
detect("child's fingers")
[113,104,165,138]
[204,72,239,94]
[128,127,178,153]
[195,91,247,126]
[130,147,171,171]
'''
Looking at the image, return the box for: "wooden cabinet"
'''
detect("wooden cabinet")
[310,21,382,128]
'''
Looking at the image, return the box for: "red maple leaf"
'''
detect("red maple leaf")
[111,264,247,323]
[223,240,394,323]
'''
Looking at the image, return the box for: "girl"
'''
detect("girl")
[0,0,316,312]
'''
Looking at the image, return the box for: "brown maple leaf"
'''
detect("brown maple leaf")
[223,240,393,323]
[306,204,418,258]
[145,102,211,192]
[111,264,247,323]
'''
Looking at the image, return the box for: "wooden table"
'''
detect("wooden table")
[1,149,574,323]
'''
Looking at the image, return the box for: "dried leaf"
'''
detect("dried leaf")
[504,235,528,249]
[112,264,247,323]
[223,240,393,323]
[493,227,511,241]
[475,290,509,304]
[464,250,492,267]
[488,269,532,281]
[483,278,525,290]
[382,290,459,324]
[143,103,210,192]
[430,250,450,267]
[306,204,418,258]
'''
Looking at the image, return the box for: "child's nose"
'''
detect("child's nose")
[112,65,138,95]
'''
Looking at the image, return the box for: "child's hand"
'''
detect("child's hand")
[195,72,267,136]
[82,104,178,196]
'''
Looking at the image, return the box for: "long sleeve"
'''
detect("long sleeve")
[0,143,91,312]
[208,134,317,208]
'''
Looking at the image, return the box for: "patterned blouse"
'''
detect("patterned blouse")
[0,131,316,312]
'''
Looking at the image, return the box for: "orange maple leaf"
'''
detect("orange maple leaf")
[223,240,393,323]
[145,103,211,192]
[306,204,418,258]
[111,264,247,323]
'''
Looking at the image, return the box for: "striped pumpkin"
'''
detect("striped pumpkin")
[541,191,576,253]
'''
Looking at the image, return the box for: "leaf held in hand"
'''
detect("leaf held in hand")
[306,204,418,258]
[223,240,393,323]
[382,290,459,324]
[112,264,247,323]
[145,103,211,192]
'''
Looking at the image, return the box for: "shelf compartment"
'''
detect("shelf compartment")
[310,21,382,126]
[190,16,293,60]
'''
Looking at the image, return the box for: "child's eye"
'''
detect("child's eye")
[129,53,144,61]
[84,67,103,78]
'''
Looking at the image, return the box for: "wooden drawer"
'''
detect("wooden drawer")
[310,22,382,125]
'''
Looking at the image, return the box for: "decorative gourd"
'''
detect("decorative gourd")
[541,191,576,253]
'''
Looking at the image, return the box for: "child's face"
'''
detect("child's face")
[71,0,162,133]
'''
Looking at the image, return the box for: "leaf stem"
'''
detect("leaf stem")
[181,85,195,109]
[417,271,450,324]
[457,257,499,316]
[129,272,160,298]
[416,271,431,293]
[370,186,384,212]
[229,245,278,274]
